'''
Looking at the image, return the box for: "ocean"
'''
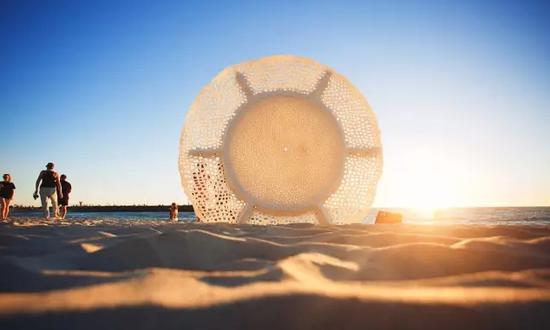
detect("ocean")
[9,207,550,225]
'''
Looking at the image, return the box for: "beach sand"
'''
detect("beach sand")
[0,219,549,329]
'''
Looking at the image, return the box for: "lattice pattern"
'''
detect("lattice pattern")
[182,68,246,150]
[234,55,326,95]
[249,210,317,226]
[323,155,382,224]
[179,154,246,222]
[321,74,381,150]
[179,55,382,224]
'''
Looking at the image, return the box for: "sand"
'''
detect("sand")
[0,218,549,329]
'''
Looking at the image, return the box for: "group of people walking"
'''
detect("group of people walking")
[0,162,72,222]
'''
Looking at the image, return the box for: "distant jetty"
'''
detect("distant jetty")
[12,205,195,213]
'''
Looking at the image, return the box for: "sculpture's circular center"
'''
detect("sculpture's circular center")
[224,95,345,211]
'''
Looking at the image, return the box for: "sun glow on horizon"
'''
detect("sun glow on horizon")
[375,148,472,210]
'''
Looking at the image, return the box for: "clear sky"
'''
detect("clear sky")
[1,0,549,207]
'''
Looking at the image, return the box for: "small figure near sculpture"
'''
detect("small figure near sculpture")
[169,202,178,221]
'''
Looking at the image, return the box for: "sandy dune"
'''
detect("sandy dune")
[0,219,549,329]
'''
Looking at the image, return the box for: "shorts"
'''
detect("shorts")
[0,192,13,200]
[58,196,69,206]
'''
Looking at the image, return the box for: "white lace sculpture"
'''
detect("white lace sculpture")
[179,55,382,225]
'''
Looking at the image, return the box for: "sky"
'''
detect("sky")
[1,0,549,207]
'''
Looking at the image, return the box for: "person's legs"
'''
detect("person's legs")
[48,188,59,218]
[1,198,6,220]
[3,199,11,219]
[50,190,59,218]
[60,205,67,219]
[39,188,50,218]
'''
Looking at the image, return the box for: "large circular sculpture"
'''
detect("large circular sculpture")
[179,55,382,225]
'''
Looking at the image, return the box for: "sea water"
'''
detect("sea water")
[9,207,550,225]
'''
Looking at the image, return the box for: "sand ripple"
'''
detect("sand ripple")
[0,219,549,329]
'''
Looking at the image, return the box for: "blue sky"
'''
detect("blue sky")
[1,0,549,207]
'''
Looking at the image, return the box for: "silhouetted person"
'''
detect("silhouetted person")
[58,174,72,219]
[169,202,178,221]
[0,174,16,221]
[34,162,63,219]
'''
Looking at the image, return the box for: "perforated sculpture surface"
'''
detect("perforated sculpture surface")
[179,55,382,225]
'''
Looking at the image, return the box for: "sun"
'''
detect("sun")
[377,148,465,211]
